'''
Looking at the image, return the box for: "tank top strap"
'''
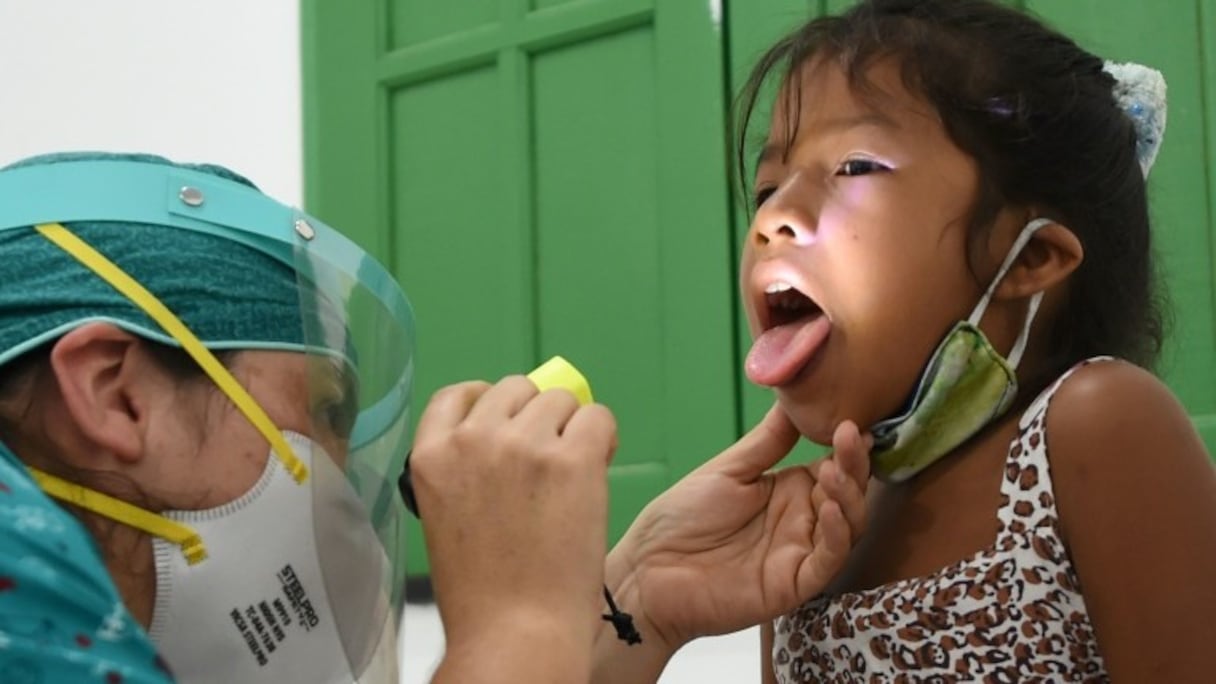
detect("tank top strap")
[995,356,1116,547]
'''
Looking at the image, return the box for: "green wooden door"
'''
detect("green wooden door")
[303,0,737,575]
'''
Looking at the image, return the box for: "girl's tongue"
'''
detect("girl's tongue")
[745,315,832,387]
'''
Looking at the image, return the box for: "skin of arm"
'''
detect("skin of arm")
[432,610,597,684]
[761,621,778,684]
[1047,360,1216,681]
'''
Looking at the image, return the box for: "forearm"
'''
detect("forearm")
[589,553,676,684]
[589,622,670,684]
[433,646,588,684]
[432,610,595,684]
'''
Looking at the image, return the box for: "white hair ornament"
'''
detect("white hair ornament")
[1103,61,1167,177]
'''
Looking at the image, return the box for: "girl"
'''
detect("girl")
[730,0,1215,680]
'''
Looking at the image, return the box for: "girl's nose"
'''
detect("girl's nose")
[752,204,815,247]
[749,172,819,249]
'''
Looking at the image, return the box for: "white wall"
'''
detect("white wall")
[0,0,302,206]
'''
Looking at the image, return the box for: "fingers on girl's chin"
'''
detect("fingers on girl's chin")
[813,460,837,494]
[817,500,849,553]
[831,429,872,484]
[817,496,842,523]
[819,476,863,531]
[831,421,848,444]
[832,421,862,452]
[855,447,873,482]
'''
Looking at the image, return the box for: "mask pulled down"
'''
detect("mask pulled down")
[869,218,1052,482]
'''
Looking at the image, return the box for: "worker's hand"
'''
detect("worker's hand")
[597,406,869,674]
[411,376,618,679]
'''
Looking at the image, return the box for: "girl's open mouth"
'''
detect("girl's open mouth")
[746,279,832,387]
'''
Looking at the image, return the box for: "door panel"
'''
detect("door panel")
[305,0,736,574]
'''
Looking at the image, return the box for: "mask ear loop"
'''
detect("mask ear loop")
[967,218,1053,369]
[28,468,208,565]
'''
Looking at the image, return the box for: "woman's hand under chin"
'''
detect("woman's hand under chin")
[593,407,871,683]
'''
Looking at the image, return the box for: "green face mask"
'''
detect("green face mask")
[869,218,1051,482]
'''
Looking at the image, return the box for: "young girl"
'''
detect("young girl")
[732,0,1216,680]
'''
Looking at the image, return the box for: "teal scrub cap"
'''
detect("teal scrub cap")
[0,152,306,368]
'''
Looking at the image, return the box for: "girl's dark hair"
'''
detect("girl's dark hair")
[735,0,1166,377]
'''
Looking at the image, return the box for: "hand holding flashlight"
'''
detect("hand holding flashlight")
[406,358,621,668]
[399,356,596,516]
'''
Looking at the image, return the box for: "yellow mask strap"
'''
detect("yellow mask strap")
[28,467,208,565]
[34,223,308,484]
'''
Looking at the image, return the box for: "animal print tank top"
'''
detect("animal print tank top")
[772,359,1109,682]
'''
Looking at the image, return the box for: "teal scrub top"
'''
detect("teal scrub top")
[0,441,174,683]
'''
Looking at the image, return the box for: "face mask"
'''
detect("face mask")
[30,432,399,683]
[151,431,398,683]
[868,218,1051,482]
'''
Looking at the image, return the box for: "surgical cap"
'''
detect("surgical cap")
[0,152,307,369]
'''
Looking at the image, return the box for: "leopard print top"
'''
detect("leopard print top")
[773,360,1109,683]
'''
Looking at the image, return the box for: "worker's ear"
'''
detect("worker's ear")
[50,323,167,467]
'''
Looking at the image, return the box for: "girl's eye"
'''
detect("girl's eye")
[753,187,776,209]
[837,158,890,177]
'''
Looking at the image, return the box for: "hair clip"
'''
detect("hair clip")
[1103,61,1167,177]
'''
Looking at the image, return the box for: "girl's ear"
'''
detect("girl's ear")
[992,220,1084,300]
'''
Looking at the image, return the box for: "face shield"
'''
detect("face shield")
[0,159,415,681]
[293,212,415,675]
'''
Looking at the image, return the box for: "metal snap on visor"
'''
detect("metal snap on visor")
[178,186,205,207]
[294,219,316,241]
